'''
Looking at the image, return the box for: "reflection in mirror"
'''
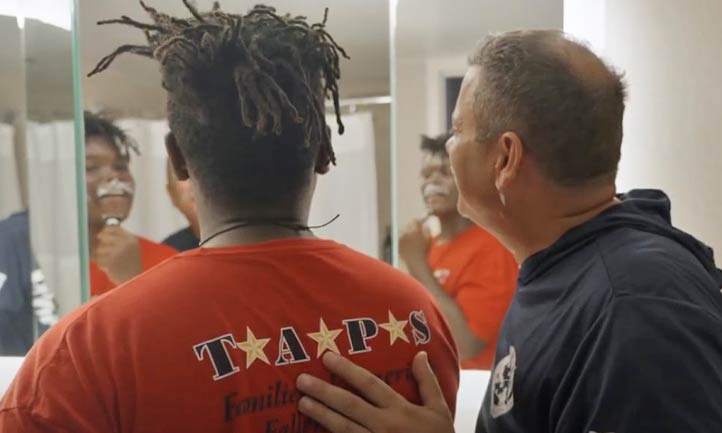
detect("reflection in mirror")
[0,3,81,356]
[393,0,563,370]
[0,14,32,356]
[78,0,391,298]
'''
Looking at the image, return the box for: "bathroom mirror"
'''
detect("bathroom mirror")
[76,0,393,299]
[0,0,85,356]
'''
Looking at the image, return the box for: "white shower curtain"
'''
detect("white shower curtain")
[25,121,81,316]
[117,114,380,257]
[0,124,22,219]
[311,112,379,258]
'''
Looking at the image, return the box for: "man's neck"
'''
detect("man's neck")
[504,191,619,265]
[198,203,313,248]
[200,225,316,248]
[437,213,474,243]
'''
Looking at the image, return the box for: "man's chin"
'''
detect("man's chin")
[431,207,460,219]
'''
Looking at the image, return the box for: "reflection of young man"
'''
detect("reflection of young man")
[400,133,517,369]
[0,4,459,432]
[162,155,200,251]
[84,112,177,296]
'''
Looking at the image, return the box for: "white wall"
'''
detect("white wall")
[565,0,722,257]
[395,56,431,228]
[394,53,469,230]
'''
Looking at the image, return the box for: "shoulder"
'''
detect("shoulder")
[456,227,517,274]
[334,244,425,287]
[582,294,722,386]
[594,228,720,303]
[0,214,32,275]
[570,293,722,381]
[137,236,179,265]
[2,300,95,402]
[161,228,185,243]
[0,212,29,248]
[463,226,513,260]
[329,244,449,310]
[161,227,197,251]
[550,294,722,432]
[603,294,722,330]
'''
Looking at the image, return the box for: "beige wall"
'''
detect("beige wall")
[369,103,393,255]
[566,0,722,258]
[395,54,468,230]
[395,56,430,230]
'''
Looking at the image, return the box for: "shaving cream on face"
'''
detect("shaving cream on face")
[423,184,447,199]
[96,179,135,199]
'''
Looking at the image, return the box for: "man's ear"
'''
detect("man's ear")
[165,132,190,181]
[495,132,524,192]
[315,126,333,175]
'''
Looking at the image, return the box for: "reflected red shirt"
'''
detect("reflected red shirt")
[90,236,177,296]
[428,225,518,369]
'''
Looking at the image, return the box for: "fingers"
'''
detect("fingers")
[321,352,399,407]
[298,396,371,433]
[296,373,378,426]
[412,352,448,412]
[421,225,432,240]
[403,219,423,232]
[420,212,433,223]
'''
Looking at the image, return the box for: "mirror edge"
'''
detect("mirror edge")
[71,0,90,303]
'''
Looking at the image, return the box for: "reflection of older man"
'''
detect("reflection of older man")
[295,30,722,433]
[84,112,177,296]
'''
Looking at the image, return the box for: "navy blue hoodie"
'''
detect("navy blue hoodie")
[478,190,722,433]
[0,211,56,356]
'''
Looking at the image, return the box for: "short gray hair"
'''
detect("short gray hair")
[470,30,627,186]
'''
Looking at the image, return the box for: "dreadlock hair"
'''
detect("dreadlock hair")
[420,132,452,157]
[84,111,139,158]
[88,1,348,207]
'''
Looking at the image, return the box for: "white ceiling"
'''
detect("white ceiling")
[1,0,563,120]
[397,0,563,58]
[80,0,390,118]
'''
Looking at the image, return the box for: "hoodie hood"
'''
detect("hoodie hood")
[519,189,722,286]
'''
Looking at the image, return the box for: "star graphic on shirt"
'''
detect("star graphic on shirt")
[307,319,344,357]
[379,310,410,345]
[236,327,271,368]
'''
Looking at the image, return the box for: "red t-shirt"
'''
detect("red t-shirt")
[90,236,178,296]
[0,238,459,432]
[428,225,518,369]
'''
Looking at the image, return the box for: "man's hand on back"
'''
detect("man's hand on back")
[296,351,455,433]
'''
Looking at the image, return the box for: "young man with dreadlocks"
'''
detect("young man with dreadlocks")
[399,133,517,369]
[0,2,459,432]
[84,111,178,295]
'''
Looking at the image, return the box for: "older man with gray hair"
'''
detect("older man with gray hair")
[294,29,722,433]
